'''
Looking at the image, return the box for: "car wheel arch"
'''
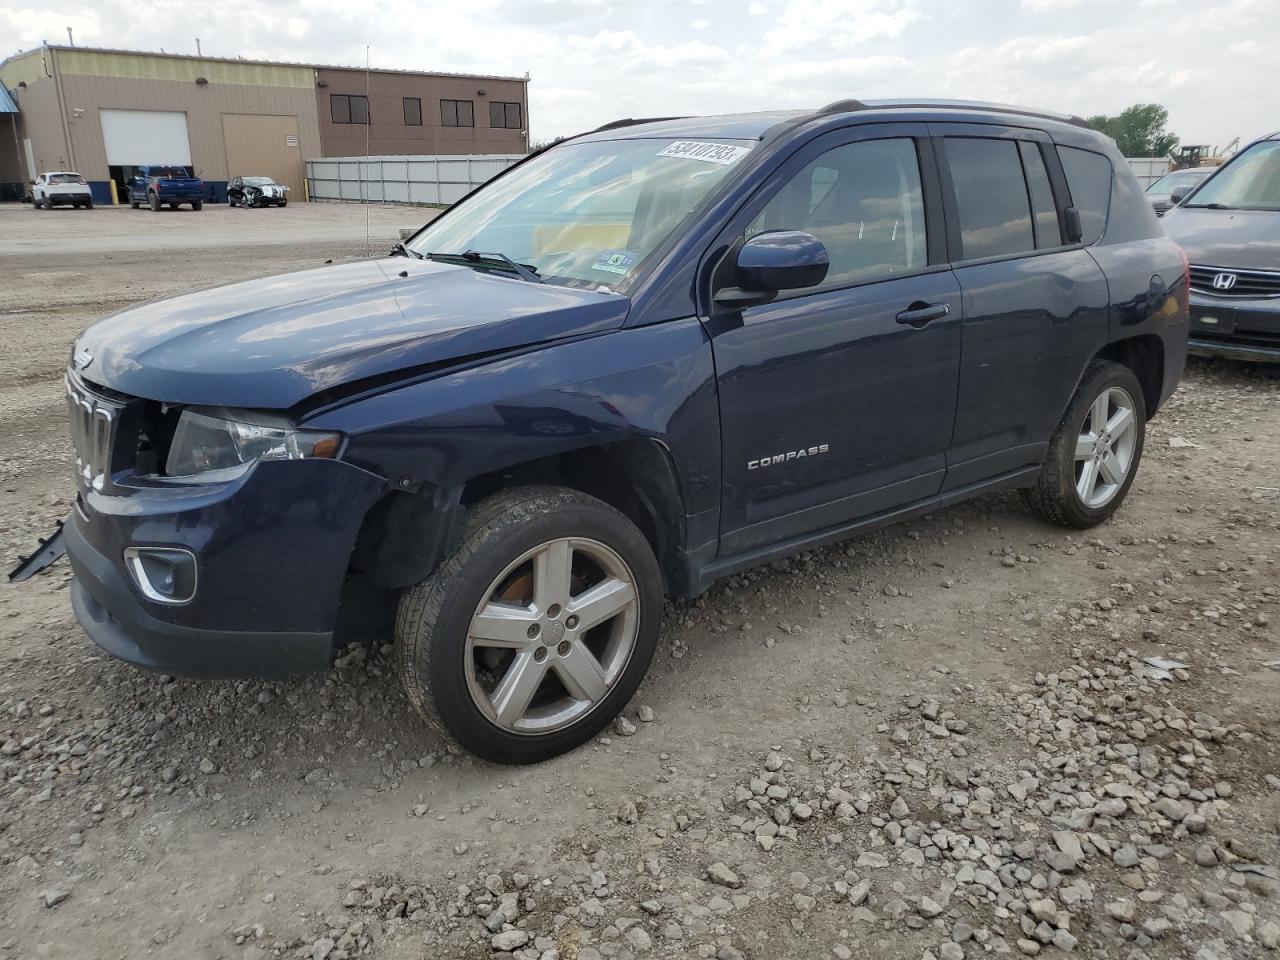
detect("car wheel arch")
[1091,335,1165,420]
[348,437,689,597]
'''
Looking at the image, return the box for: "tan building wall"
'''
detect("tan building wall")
[57,73,322,183]
[315,67,528,157]
[2,61,67,179]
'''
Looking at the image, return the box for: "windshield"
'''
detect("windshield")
[1146,169,1208,196]
[49,173,85,184]
[244,177,274,186]
[406,137,754,287]
[1184,140,1280,210]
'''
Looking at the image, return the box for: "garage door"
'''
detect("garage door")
[100,110,192,166]
[222,114,304,198]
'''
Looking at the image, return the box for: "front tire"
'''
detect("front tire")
[396,486,661,764]
[191,200,203,211]
[1024,360,1146,529]
[149,192,160,212]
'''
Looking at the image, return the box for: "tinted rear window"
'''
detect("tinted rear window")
[945,138,1036,260]
[1058,146,1111,244]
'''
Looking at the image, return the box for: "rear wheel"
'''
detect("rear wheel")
[1024,360,1146,529]
[396,486,661,764]
[85,199,94,209]
[191,200,203,211]
[149,191,160,212]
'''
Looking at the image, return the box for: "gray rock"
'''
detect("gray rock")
[919,896,945,918]
[706,862,742,889]
[625,926,651,951]
[492,929,530,951]
[848,880,871,906]
[939,944,964,960]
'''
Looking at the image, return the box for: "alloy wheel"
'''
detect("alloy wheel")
[1074,386,1138,509]
[464,537,639,735]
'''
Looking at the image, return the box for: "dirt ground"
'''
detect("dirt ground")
[0,200,1278,960]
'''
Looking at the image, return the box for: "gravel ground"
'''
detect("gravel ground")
[1,201,1278,960]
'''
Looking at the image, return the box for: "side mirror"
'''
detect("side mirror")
[717,231,829,308]
[1169,188,1188,206]
[1063,206,1084,244]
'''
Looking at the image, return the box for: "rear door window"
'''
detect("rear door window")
[944,138,1036,260]
[1057,146,1112,244]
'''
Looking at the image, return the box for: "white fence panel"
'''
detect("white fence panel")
[306,153,523,204]
[1126,157,1172,189]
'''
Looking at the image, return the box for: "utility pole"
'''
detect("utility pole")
[196,38,202,56]
[66,27,74,46]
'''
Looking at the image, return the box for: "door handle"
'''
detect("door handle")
[895,301,951,328]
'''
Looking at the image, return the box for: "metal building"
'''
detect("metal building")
[0,45,529,204]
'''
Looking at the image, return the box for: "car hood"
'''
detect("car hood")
[1161,206,1280,269]
[75,258,629,409]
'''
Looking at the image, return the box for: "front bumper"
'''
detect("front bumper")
[1187,290,1280,363]
[65,457,386,679]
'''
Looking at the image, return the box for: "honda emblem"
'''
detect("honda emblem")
[1211,272,1238,291]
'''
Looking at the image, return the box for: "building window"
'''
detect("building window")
[403,97,422,126]
[440,99,474,127]
[489,101,522,129]
[331,94,369,125]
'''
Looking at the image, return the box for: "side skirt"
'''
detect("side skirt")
[684,464,1042,597]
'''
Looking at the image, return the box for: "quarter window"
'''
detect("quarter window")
[748,138,928,288]
[441,99,474,127]
[489,101,522,129]
[403,97,422,126]
[330,94,368,125]
[945,138,1036,260]
[1057,146,1112,244]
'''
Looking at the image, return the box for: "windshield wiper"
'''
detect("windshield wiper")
[1186,202,1234,210]
[426,250,543,284]
[390,241,423,259]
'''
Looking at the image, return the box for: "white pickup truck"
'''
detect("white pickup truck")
[33,171,94,209]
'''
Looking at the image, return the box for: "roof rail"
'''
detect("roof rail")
[590,116,689,133]
[814,98,1092,129]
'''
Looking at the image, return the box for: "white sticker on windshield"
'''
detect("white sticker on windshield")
[657,141,751,165]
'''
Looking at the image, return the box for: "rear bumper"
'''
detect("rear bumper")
[64,457,386,679]
[1187,291,1280,363]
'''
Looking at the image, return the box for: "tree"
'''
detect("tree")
[1085,104,1179,158]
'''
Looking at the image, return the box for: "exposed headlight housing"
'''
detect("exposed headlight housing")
[165,409,341,481]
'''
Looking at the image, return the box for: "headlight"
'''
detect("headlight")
[165,409,341,480]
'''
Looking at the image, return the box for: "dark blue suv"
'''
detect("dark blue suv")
[19,100,1189,763]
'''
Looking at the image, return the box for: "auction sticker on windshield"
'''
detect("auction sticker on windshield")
[657,141,751,165]
[591,250,638,275]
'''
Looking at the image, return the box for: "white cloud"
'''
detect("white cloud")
[0,0,1267,147]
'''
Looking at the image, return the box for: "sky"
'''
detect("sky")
[0,0,1270,151]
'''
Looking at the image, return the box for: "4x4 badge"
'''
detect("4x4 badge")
[73,344,93,370]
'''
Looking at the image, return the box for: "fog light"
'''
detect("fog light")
[124,547,197,604]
